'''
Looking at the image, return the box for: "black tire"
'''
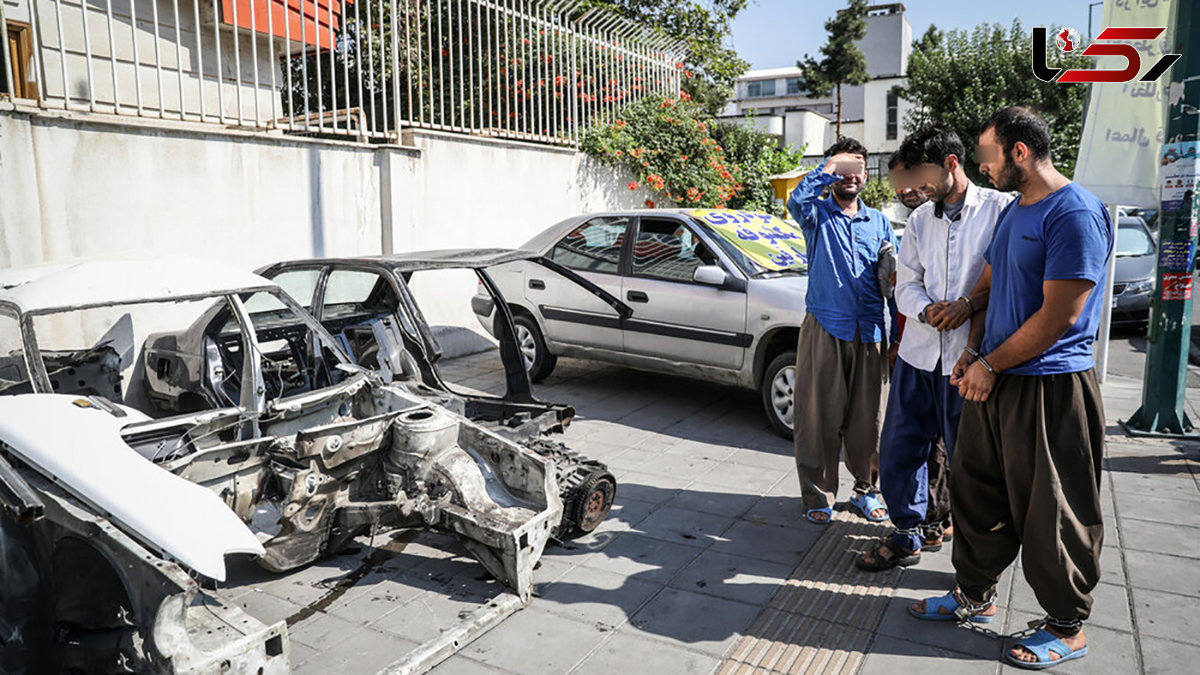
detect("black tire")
[513,313,557,382]
[569,472,616,534]
[761,350,797,440]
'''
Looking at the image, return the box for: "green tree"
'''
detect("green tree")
[585,1,751,115]
[898,21,1090,180]
[581,94,806,216]
[795,0,871,139]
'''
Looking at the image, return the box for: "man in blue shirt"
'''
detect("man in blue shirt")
[910,108,1111,671]
[787,137,898,525]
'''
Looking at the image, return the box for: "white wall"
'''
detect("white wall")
[783,109,828,155]
[0,109,654,331]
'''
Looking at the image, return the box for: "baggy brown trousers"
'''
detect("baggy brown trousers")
[793,314,884,510]
[950,369,1106,622]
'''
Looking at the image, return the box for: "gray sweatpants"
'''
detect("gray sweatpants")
[951,369,1106,623]
[793,314,884,510]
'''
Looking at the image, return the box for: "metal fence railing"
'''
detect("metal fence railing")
[0,0,685,145]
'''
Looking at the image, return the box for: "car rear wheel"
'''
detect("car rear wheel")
[513,313,557,382]
[570,472,616,534]
[762,351,797,440]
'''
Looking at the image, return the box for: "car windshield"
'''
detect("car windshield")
[1116,222,1155,257]
[687,210,808,276]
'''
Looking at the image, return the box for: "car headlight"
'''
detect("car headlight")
[1124,279,1154,294]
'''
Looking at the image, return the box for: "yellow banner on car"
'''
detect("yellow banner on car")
[690,210,808,271]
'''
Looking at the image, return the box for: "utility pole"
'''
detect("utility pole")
[1123,0,1199,437]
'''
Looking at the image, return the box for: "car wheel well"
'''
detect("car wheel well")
[494,303,535,337]
[754,327,799,388]
[52,536,136,630]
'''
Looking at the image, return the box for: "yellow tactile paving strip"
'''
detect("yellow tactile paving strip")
[716,511,899,675]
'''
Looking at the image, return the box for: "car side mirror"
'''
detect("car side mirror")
[693,265,728,286]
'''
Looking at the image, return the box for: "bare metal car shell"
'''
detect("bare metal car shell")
[0,259,569,673]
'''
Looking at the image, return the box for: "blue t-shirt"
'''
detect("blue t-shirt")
[983,182,1113,376]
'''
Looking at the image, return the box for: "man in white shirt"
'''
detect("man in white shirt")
[858,124,1013,570]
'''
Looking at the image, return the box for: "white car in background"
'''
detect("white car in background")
[472,209,810,438]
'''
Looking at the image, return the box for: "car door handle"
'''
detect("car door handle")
[529,279,546,290]
[626,290,649,303]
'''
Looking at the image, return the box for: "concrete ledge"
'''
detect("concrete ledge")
[0,100,422,156]
[432,325,497,360]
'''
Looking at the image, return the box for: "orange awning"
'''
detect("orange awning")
[221,0,354,51]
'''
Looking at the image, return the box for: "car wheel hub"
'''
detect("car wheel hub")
[771,365,795,431]
[515,325,537,369]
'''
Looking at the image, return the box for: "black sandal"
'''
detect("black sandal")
[855,537,921,571]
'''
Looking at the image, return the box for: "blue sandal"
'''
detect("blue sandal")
[908,590,995,623]
[1004,628,1088,670]
[848,492,889,522]
[805,507,832,525]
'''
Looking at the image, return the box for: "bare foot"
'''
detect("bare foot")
[806,509,830,523]
[1010,627,1086,665]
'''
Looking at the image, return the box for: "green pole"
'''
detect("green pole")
[1122,0,1199,437]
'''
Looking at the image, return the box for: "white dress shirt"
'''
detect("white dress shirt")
[896,181,1014,375]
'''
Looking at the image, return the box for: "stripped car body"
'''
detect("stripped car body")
[240,249,624,536]
[0,259,565,673]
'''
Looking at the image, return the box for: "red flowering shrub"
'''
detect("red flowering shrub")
[582,94,741,209]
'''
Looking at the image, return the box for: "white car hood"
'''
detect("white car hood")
[0,394,264,580]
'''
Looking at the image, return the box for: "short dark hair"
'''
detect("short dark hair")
[898,123,965,167]
[887,150,905,170]
[981,106,1052,160]
[824,137,868,158]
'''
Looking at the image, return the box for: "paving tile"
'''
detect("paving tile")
[370,588,497,645]
[608,469,691,505]
[427,654,514,674]
[1009,578,1133,633]
[1119,518,1200,558]
[1108,470,1200,502]
[1128,586,1200,643]
[571,631,719,675]
[1113,490,1200,528]
[662,438,741,461]
[537,563,663,629]
[664,482,763,517]
[1001,609,1136,675]
[232,588,305,626]
[858,635,999,675]
[708,519,821,566]
[725,446,796,471]
[636,452,725,482]
[634,505,737,548]
[293,627,419,674]
[668,550,794,607]
[605,448,664,474]
[695,460,789,492]
[1124,549,1200,597]
[626,588,761,658]
[460,606,609,673]
[875,592,1006,660]
[1141,635,1200,675]
[570,532,706,584]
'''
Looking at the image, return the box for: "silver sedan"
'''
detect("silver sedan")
[473,209,810,438]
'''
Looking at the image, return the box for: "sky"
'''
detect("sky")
[729,0,1101,71]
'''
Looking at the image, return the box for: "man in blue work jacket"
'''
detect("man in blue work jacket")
[787,137,898,525]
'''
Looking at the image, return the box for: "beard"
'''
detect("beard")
[991,153,1028,192]
[900,192,928,209]
[832,183,861,201]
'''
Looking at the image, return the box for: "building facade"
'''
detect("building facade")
[722,3,913,174]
